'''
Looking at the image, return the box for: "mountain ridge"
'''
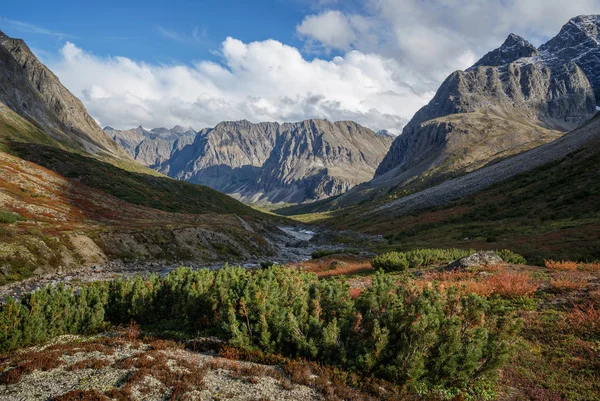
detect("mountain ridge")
[291,15,600,213]
[107,118,394,204]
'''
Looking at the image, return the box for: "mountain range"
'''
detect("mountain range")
[0,29,280,283]
[105,120,393,204]
[288,14,600,212]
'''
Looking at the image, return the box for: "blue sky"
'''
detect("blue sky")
[1,1,315,64]
[2,1,600,132]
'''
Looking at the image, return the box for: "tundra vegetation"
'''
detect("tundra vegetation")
[1,266,520,399]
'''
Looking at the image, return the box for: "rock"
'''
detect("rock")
[448,251,504,270]
[0,30,127,157]
[107,119,394,204]
[32,267,45,276]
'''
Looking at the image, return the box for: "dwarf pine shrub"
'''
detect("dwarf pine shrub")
[497,249,527,265]
[372,248,476,271]
[0,266,520,394]
[372,248,527,271]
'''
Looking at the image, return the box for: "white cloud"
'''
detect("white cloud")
[297,10,356,50]
[298,0,600,85]
[50,40,433,133]
[43,0,600,135]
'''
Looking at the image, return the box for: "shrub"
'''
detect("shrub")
[497,249,527,265]
[372,251,408,271]
[372,248,475,271]
[0,210,24,224]
[0,266,520,395]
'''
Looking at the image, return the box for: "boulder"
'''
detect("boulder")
[448,251,503,270]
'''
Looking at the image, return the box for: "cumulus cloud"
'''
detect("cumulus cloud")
[298,0,600,84]
[45,0,600,134]
[49,39,433,133]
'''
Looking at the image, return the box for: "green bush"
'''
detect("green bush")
[372,248,476,271]
[373,248,528,271]
[311,248,359,259]
[497,249,527,265]
[0,267,520,394]
[0,210,24,224]
[372,251,409,271]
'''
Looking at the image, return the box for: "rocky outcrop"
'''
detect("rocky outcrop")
[109,119,393,204]
[0,30,127,157]
[105,125,196,167]
[448,251,504,270]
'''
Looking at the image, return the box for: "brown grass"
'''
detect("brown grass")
[567,302,600,337]
[419,271,538,298]
[550,273,589,293]
[294,256,374,278]
[0,350,64,384]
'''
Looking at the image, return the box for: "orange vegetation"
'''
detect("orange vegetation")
[420,270,538,298]
[545,260,600,271]
[291,256,374,278]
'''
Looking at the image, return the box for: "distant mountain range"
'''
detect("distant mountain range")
[105,120,393,204]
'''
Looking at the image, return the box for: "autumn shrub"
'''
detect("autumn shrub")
[567,302,600,339]
[484,273,538,298]
[550,273,588,293]
[545,260,579,271]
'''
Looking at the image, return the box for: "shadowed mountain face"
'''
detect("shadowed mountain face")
[314,15,600,210]
[0,30,127,158]
[107,120,394,204]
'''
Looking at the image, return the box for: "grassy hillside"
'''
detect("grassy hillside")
[0,104,264,218]
[287,134,600,264]
[0,99,280,284]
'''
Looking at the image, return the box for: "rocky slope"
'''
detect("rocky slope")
[0,30,127,157]
[313,15,599,210]
[0,32,284,283]
[108,120,394,204]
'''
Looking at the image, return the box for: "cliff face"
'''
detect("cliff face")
[109,120,393,204]
[0,30,127,157]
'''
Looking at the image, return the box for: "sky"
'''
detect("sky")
[2,0,600,133]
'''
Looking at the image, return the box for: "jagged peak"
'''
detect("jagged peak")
[470,33,538,69]
[103,126,115,131]
[568,14,600,29]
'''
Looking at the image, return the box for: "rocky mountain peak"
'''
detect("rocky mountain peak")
[0,30,127,157]
[471,33,538,68]
[539,14,600,101]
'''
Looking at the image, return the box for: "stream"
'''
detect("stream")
[0,226,327,301]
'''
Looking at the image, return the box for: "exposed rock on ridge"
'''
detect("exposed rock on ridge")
[0,30,127,157]
[109,119,393,204]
